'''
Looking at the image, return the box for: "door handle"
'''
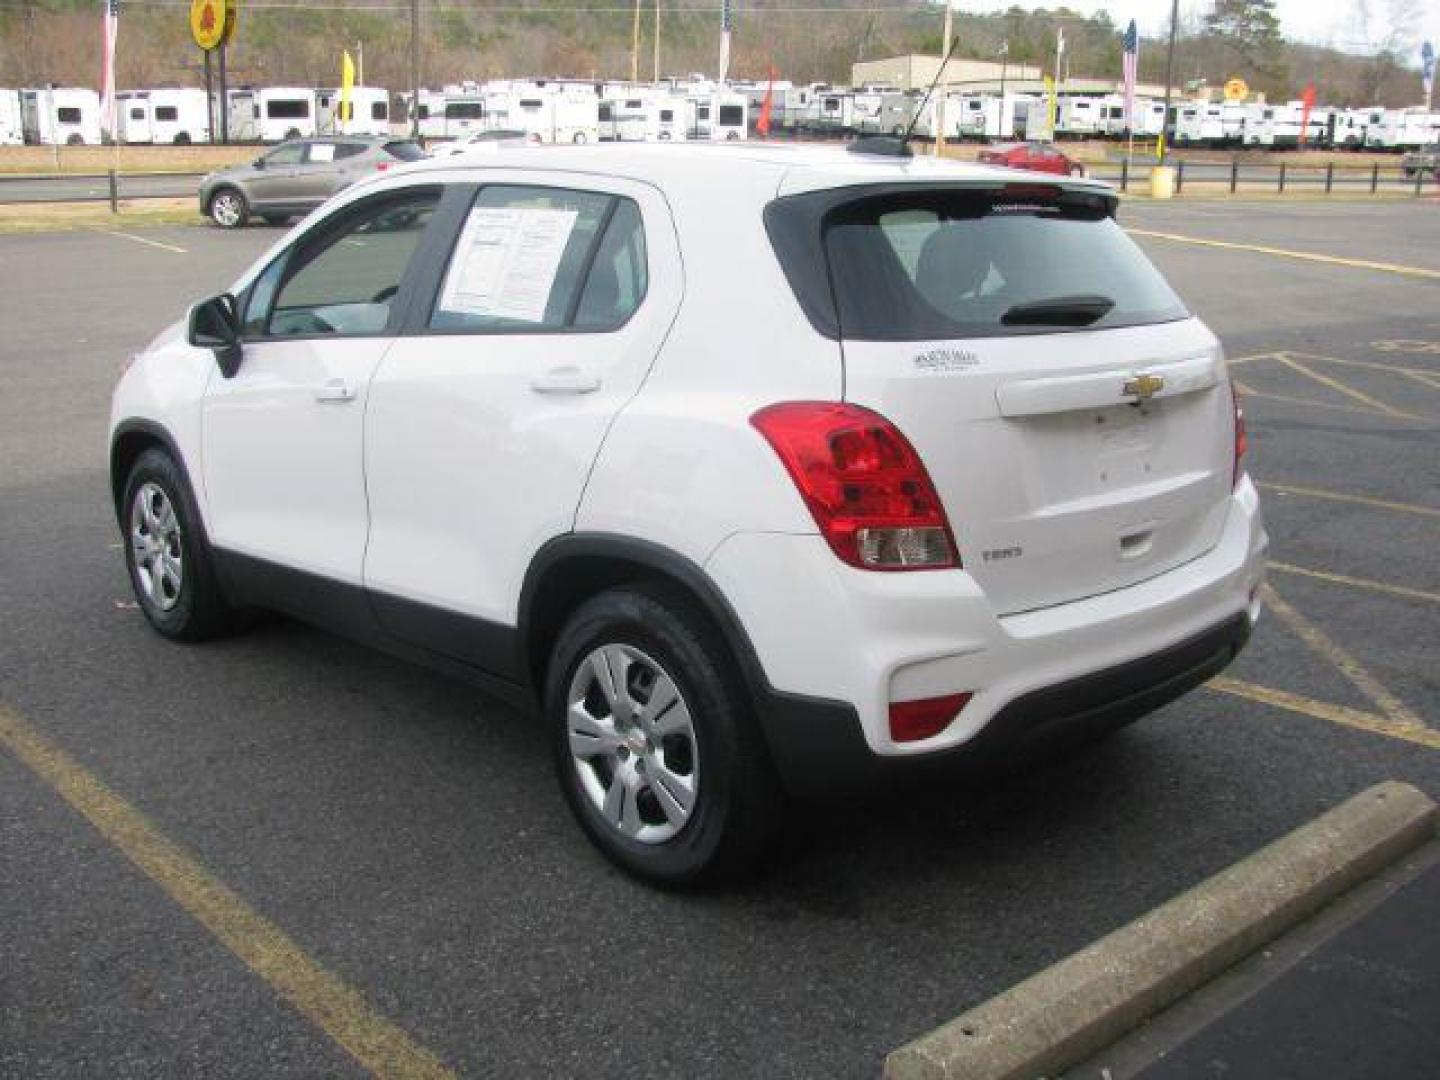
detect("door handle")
[314,377,357,403]
[530,366,600,395]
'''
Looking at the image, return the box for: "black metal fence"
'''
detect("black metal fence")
[0,171,205,210]
[1094,160,1438,196]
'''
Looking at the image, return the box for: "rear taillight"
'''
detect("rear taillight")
[376,161,391,171]
[890,693,973,742]
[1230,378,1247,488]
[750,402,958,571]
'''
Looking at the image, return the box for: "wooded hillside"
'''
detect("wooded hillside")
[0,2,1428,108]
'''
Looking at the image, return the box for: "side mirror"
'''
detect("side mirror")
[187,293,244,378]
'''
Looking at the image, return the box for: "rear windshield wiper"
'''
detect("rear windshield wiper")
[1000,294,1115,327]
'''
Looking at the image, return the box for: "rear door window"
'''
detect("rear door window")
[430,186,646,332]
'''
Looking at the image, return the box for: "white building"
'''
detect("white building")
[316,86,390,137]
[20,87,102,145]
[227,87,317,142]
[118,88,211,144]
[0,88,23,145]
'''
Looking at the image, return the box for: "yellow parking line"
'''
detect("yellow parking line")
[1274,355,1417,418]
[1126,229,1440,280]
[1280,353,1440,389]
[1261,583,1429,733]
[0,706,455,1080]
[1258,481,1440,519]
[1207,677,1440,751]
[92,228,187,254]
[1269,562,1440,605]
[1236,386,1385,417]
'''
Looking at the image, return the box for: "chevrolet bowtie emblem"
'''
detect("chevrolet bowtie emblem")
[1123,373,1165,399]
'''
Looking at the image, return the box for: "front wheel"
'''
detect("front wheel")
[547,585,783,886]
[209,188,248,228]
[121,448,235,641]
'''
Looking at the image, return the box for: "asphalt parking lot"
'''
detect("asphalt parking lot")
[2,199,1437,1078]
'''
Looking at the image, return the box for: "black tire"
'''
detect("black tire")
[546,583,784,887]
[173,131,192,145]
[208,186,249,229]
[66,133,84,145]
[120,448,235,642]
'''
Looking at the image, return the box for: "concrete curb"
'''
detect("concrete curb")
[884,781,1438,1080]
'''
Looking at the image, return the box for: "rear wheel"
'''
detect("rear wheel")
[121,448,235,641]
[1068,163,1086,177]
[547,585,783,886]
[173,131,192,145]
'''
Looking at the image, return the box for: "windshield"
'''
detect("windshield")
[820,189,1187,340]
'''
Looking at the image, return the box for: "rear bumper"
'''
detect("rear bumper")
[707,476,1267,796]
[759,612,1250,798]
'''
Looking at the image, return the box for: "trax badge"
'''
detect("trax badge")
[1123,373,1165,400]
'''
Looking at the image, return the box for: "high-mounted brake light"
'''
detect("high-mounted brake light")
[890,693,973,742]
[1230,377,1247,488]
[750,402,959,571]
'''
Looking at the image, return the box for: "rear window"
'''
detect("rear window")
[384,140,426,161]
[57,107,82,124]
[155,105,179,121]
[445,102,484,120]
[719,105,744,125]
[769,186,1187,341]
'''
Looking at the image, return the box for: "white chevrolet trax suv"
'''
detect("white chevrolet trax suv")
[110,143,1267,885]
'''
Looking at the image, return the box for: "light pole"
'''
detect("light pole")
[410,0,420,139]
[933,1,953,157]
[1160,0,1180,160]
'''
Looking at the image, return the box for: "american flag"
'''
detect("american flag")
[100,0,121,141]
[1121,19,1138,133]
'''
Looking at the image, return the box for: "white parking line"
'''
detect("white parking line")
[93,229,187,254]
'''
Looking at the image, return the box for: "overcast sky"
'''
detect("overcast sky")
[957,1,1438,63]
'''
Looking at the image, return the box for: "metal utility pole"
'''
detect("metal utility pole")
[356,41,364,86]
[631,0,642,84]
[653,2,661,84]
[933,2,953,157]
[1160,0,1180,160]
[410,0,421,138]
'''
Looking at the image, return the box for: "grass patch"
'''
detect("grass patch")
[0,198,200,233]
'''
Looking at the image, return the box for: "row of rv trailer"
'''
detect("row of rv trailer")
[3,80,1438,151]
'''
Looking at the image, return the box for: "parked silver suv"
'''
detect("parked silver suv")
[199,136,427,229]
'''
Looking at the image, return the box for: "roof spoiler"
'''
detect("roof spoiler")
[847,136,912,159]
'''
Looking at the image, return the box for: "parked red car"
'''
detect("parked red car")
[977,141,1087,177]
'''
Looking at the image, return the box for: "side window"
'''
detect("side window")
[251,190,440,338]
[331,142,367,160]
[306,142,337,164]
[431,185,644,333]
[574,200,647,330]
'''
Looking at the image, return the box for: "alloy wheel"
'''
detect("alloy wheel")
[211,192,242,227]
